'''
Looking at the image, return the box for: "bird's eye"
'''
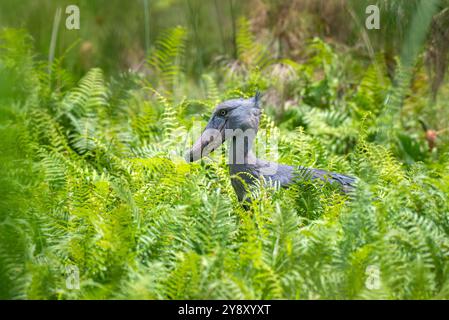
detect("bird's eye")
[219,109,227,116]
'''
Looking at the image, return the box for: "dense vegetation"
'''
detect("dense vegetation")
[1,1,449,300]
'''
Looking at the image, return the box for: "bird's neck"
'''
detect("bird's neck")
[227,135,261,169]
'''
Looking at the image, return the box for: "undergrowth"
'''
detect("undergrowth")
[1,25,449,300]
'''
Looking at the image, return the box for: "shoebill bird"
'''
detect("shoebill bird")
[185,93,356,203]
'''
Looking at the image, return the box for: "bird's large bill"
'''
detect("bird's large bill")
[185,117,226,162]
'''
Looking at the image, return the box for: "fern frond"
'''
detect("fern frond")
[147,26,187,93]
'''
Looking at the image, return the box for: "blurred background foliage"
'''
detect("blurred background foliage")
[0,0,448,87]
[1,0,449,299]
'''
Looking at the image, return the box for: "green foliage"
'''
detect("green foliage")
[1,23,449,301]
[235,18,272,70]
[147,26,187,94]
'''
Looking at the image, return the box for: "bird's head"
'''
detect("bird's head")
[185,92,262,162]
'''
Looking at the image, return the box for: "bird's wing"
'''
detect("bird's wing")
[295,166,357,193]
